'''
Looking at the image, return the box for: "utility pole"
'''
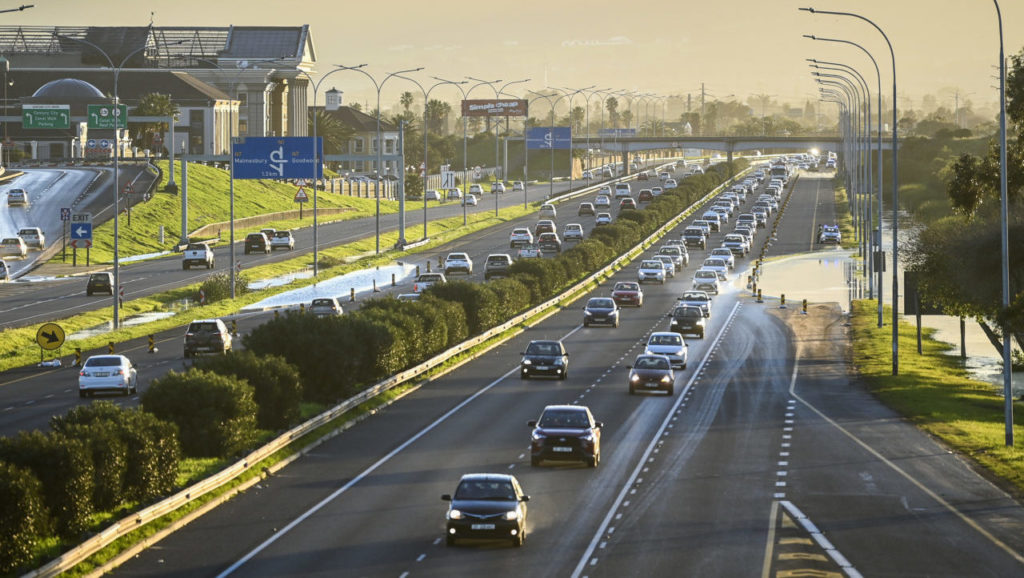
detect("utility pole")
[700,83,706,136]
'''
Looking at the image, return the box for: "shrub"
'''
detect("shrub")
[193,351,303,430]
[427,281,504,335]
[0,460,48,574]
[61,423,128,510]
[143,369,258,458]
[0,431,94,539]
[198,272,250,303]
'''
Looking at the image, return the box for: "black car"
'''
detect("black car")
[244,232,271,255]
[528,405,602,467]
[669,305,706,338]
[86,272,114,296]
[683,227,706,249]
[583,297,619,328]
[520,339,569,380]
[628,354,675,395]
[442,473,529,547]
[183,318,233,358]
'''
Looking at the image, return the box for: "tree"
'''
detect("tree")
[308,109,355,156]
[569,106,585,134]
[605,97,619,128]
[620,110,633,130]
[400,91,414,113]
[130,92,178,152]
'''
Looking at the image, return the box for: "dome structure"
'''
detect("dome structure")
[32,78,105,99]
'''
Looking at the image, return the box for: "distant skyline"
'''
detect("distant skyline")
[3,0,1020,117]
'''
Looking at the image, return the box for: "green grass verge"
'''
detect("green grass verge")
[832,179,858,250]
[850,300,1024,495]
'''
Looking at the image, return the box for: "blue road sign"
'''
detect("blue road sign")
[598,128,637,137]
[526,127,572,150]
[232,137,324,180]
[60,208,71,221]
[70,222,92,241]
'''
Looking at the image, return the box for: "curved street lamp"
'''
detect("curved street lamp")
[469,76,530,216]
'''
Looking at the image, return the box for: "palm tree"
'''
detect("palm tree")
[426,99,447,134]
[569,106,585,134]
[308,109,355,156]
[400,91,414,113]
[605,97,619,128]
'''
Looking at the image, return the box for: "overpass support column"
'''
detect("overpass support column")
[621,148,630,175]
[726,143,734,165]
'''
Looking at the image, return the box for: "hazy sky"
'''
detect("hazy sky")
[5,0,1020,116]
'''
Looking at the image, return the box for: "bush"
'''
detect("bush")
[193,351,303,430]
[427,281,504,335]
[0,460,48,574]
[0,431,94,539]
[198,272,250,303]
[143,369,258,458]
[61,423,128,510]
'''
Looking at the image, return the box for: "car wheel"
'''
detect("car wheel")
[531,456,541,467]
[513,528,525,547]
[629,385,636,395]
[79,390,86,398]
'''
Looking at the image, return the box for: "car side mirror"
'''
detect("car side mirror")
[527,420,537,427]
[441,494,452,501]
[520,495,530,502]
[594,422,604,429]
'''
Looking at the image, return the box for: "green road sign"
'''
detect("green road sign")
[22,104,71,129]
[88,104,128,129]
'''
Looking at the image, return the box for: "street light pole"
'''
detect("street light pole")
[993,0,1012,446]
[814,72,862,245]
[469,77,529,216]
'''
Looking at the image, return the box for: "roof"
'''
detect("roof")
[320,105,397,133]
[15,70,230,104]
[221,26,307,59]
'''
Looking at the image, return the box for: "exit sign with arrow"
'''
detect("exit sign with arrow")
[22,104,71,129]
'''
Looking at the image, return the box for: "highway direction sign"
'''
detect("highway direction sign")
[87,104,128,129]
[527,127,572,150]
[36,323,66,350]
[70,213,93,248]
[232,137,323,180]
[22,104,71,129]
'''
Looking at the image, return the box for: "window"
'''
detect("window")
[372,138,379,153]
[385,139,394,154]
[353,138,364,153]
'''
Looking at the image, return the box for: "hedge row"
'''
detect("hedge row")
[244,162,742,403]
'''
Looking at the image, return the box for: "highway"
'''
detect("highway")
[105,171,1024,577]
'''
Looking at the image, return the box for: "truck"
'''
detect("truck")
[413,272,447,293]
[182,243,215,270]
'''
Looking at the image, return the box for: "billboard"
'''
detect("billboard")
[232,137,324,180]
[461,99,528,117]
[527,127,572,150]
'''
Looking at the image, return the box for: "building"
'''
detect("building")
[316,87,400,177]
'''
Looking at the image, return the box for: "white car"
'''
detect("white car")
[637,259,667,284]
[0,258,8,281]
[425,189,442,201]
[709,248,735,269]
[539,203,557,219]
[653,255,677,278]
[614,183,631,199]
[663,179,678,189]
[17,227,45,250]
[651,186,664,196]
[645,332,688,369]
[271,230,295,250]
[491,182,506,194]
[446,189,463,201]
[563,223,584,241]
[443,252,473,274]
[595,212,613,226]
[594,194,612,209]
[510,228,534,247]
[463,194,478,206]
[512,181,525,192]
[0,237,28,259]
[692,269,720,294]
[702,257,729,280]
[6,188,28,207]
[468,184,484,195]
[78,354,138,397]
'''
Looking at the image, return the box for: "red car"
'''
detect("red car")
[534,220,556,236]
[637,189,654,202]
[619,198,638,211]
[611,281,644,307]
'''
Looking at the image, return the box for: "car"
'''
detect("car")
[0,237,28,259]
[752,208,768,228]
[702,258,729,281]
[483,254,513,279]
[595,212,613,226]
[244,232,271,254]
[271,230,295,250]
[309,297,343,317]
[658,171,672,182]
[516,243,542,259]
[583,296,619,328]
[611,281,643,307]
[577,202,595,216]
[462,193,478,206]
[468,184,484,195]
[446,188,463,201]
[0,258,8,282]
[683,227,707,249]
[637,259,667,284]
[444,252,473,275]
[651,186,664,196]
[638,170,651,181]
[183,318,233,358]
[538,203,557,219]
[645,331,688,369]
[722,234,749,257]
[690,220,713,236]
[618,197,638,211]
[613,183,631,198]
[491,182,506,194]
[182,242,215,269]
[442,473,529,547]
[413,272,447,292]
[692,269,721,294]
[701,212,722,231]
[734,226,756,246]
[17,227,45,249]
[601,166,614,178]
[710,247,736,269]
[78,354,137,397]
[663,178,678,189]
[819,224,842,244]
[520,339,569,380]
[425,189,442,201]
[529,405,602,467]
[537,232,562,253]
[637,189,654,202]
[687,165,704,175]
[260,228,277,240]
[6,188,28,206]
[86,272,114,296]
[710,207,730,224]
[653,255,677,278]
[509,228,534,247]
[594,194,612,209]
[562,223,584,242]
[628,354,675,395]
[657,245,689,270]
[678,290,712,318]
[534,220,556,236]
[512,181,525,192]
[669,305,706,338]
[736,214,757,230]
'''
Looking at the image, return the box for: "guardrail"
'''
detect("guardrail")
[25,166,748,578]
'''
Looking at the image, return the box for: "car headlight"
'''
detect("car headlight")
[580,432,594,442]
[531,431,546,441]
[553,359,564,366]
[522,359,532,366]
[584,311,593,317]
[504,510,519,521]
[448,509,463,520]
[660,375,672,384]
[630,373,640,383]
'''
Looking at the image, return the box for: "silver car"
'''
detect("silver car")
[644,332,688,369]
[78,355,138,397]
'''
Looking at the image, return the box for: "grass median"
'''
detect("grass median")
[850,299,1024,495]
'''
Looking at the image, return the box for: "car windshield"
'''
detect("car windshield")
[455,480,517,501]
[275,232,290,238]
[635,356,670,370]
[85,357,122,367]
[695,271,716,279]
[311,299,334,307]
[538,409,590,428]
[674,307,701,318]
[526,342,560,356]
[189,322,219,332]
[641,261,661,268]
[588,298,615,309]
[614,283,639,291]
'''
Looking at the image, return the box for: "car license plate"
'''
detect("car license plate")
[95,372,110,377]
[553,446,572,453]
[471,523,495,530]
[645,382,660,388]
[535,366,549,371]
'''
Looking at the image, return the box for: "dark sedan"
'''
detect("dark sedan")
[520,340,569,380]
[583,297,619,328]
[669,305,706,338]
[529,405,602,467]
[628,354,675,395]
[442,473,529,547]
